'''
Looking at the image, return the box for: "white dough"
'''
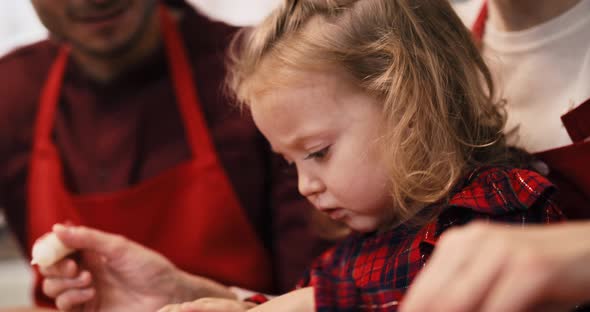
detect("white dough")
[31,232,74,268]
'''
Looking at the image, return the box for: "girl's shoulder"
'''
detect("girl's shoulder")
[449,166,556,215]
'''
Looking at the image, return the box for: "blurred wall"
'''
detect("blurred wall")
[189,0,280,26]
[0,0,47,56]
[0,0,281,57]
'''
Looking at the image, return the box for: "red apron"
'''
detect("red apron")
[27,6,272,306]
[471,1,590,219]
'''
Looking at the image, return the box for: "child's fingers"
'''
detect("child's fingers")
[39,257,79,278]
[180,300,216,312]
[158,304,182,312]
[158,298,249,312]
[54,287,95,311]
[42,270,92,298]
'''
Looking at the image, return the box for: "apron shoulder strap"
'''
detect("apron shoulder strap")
[471,0,488,43]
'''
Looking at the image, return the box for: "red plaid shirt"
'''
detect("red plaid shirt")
[295,167,564,311]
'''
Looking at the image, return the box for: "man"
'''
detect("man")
[0,0,329,309]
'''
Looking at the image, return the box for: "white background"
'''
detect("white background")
[0,0,281,57]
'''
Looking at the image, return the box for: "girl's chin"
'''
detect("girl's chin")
[346,220,380,233]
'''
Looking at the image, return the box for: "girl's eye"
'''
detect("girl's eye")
[304,145,331,160]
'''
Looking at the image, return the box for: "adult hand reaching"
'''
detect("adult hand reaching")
[400,222,590,312]
[40,224,234,311]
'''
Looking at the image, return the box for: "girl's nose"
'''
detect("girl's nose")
[298,171,324,198]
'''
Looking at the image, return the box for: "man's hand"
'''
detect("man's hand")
[40,224,231,311]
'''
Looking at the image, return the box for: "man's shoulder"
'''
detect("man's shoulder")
[0,40,56,115]
[452,0,485,28]
[0,40,57,146]
[0,39,56,72]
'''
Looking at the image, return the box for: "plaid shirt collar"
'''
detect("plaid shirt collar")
[420,166,559,247]
[302,167,562,311]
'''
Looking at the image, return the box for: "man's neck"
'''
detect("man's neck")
[70,9,163,83]
[488,0,581,32]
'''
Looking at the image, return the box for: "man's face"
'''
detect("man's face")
[31,0,158,57]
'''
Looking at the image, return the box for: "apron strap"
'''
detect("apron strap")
[34,6,212,159]
[34,47,70,148]
[159,5,214,157]
[471,0,488,44]
[561,97,590,143]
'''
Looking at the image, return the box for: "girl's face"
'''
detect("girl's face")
[251,69,393,233]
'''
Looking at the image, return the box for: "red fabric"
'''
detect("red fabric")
[27,7,273,306]
[470,5,590,220]
[537,96,590,221]
[471,0,487,47]
[0,2,329,296]
[297,167,564,311]
[561,98,590,143]
[244,294,270,305]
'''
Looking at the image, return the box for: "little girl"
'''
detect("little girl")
[156,0,565,311]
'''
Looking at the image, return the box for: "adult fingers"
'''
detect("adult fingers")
[53,224,128,261]
[401,223,484,311]
[42,270,93,298]
[39,257,79,278]
[480,249,551,312]
[434,227,510,312]
[54,287,96,311]
[165,298,249,312]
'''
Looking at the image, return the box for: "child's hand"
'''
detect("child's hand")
[158,298,255,312]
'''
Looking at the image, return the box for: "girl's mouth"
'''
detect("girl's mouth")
[320,207,346,220]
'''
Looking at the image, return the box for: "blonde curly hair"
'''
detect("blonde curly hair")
[227,0,524,225]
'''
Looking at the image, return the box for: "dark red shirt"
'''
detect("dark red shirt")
[298,167,564,311]
[0,2,329,292]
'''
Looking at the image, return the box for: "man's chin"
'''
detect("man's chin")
[74,40,135,58]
